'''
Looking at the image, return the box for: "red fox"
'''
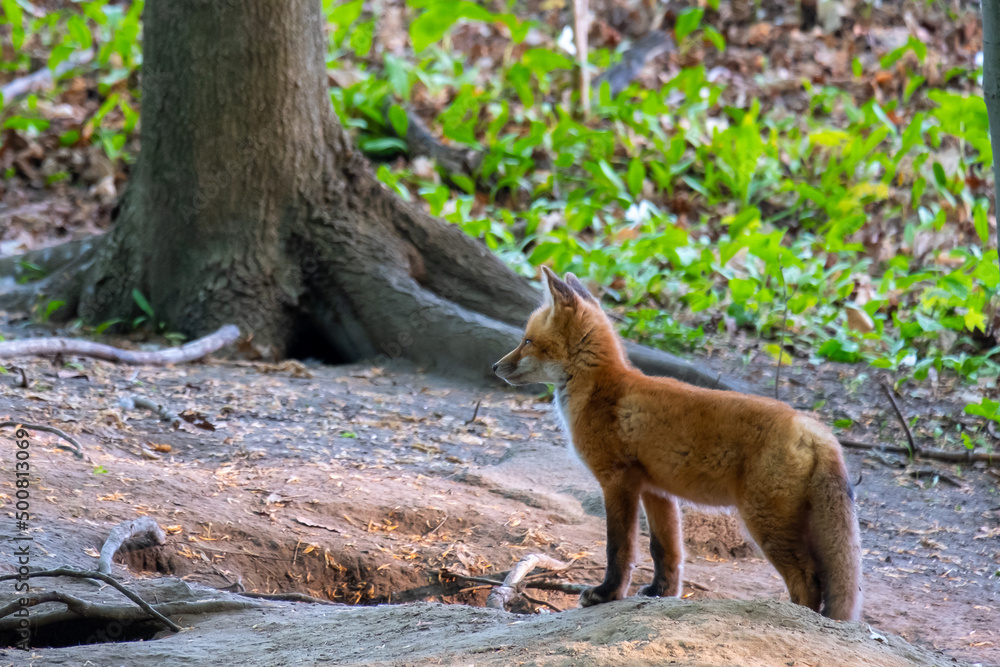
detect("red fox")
[493,267,862,621]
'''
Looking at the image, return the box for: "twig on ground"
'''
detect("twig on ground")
[238,592,342,605]
[0,567,182,632]
[98,517,167,575]
[839,439,997,466]
[485,553,570,611]
[9,366,28,389]
[0,324,240,365]
[907,468,964,488]
[119,396,181,427]
[423,516,448,537]
[0,421,85,459]
[521,590,562,612]
[465,399,482,425]
[882,383,919,455]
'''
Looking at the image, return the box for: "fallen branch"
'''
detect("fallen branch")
[0,49,94,102]
[882,383,919,455]
[238,592,342,605]
[0,421,85,459]
[0,324,240,366]
[0,567,182,632]
[592,30,673,99]
[485,553,570,611]
[0,592,260,633]
[98,517,167,575]
[119,396,181,427]
[391,27,674,180]
[839,439,997,467]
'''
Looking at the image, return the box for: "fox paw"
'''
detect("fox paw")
[639,580,681,598]
[639,583,664,597]
[579,585,621,607]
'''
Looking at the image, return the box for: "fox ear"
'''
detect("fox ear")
[542,266,578,310]
[564,272,598,304]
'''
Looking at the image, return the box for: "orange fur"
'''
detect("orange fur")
[493,267,862,621]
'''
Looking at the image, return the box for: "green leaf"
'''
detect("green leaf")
[409,1,496,52]
[132,289,155,320]
[95,319,123,335]
[522,48,574,73]
[44,300,66,320]
[388,104,409,137]
[675,8,704,42]
[328,0,363,26]
[626,158,644,198]
[359,136,408,155]
[964,398,1000,422]
[703,25,725,51]
[834,418,853,428]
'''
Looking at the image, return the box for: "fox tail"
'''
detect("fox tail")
[809,447,863,621]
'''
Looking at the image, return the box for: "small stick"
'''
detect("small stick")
[775,285,796,401]
[0,421,84,458]
[98,517,167,575]
[423,516,448,537]
[882,383,919,456]
[0,567,181,632]
[465,400,482,425]
[0,324,240,366]
[521,591,562,612]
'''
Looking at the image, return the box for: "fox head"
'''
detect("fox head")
[492,267,624,386]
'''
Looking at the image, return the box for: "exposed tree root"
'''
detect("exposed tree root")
[0,591,260,633]
[98,517,168,575]
[0,0,737,393]
[0,421,85,459]
[0,324,240,365]
[0,568,183,632]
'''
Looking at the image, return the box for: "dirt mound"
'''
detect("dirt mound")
[27,593,961,667]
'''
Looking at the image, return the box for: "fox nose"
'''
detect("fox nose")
[491,362,499,372]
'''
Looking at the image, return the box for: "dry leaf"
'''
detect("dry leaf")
[846,307,875,333]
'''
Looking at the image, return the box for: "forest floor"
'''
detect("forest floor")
[0,314,995,665]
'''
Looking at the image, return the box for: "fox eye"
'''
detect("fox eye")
[523,338,532,346]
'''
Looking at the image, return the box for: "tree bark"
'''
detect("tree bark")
[0,0,742,390]
[983,0,1000,280]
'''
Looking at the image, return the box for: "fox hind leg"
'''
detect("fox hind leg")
[743,508,822,612]
[639,490,683,597]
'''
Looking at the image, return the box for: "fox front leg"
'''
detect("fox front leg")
[580,478,641,606]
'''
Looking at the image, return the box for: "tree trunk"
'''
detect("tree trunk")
[0,0,742,390]
[984,0,1000,281]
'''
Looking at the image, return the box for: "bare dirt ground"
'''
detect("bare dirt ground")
[0,314,996,665]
